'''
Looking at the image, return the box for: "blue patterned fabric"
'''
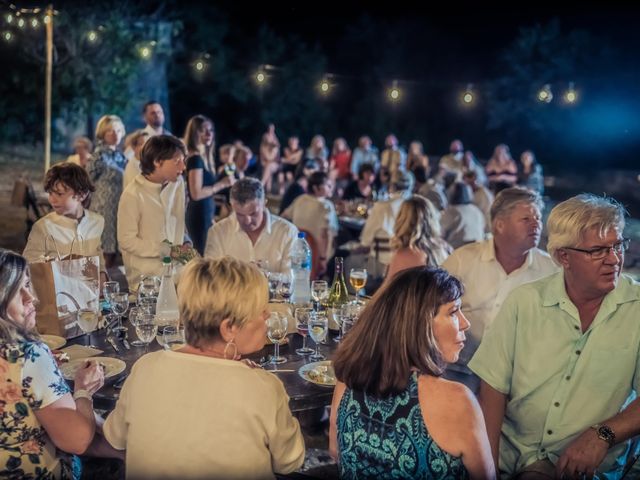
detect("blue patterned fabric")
[337,372,468,479]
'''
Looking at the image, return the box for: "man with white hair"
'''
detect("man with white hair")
[469,194,639,479]
[443,187,558,387]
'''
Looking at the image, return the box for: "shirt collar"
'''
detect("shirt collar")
[136,174,163,193]
[480,237,535,271]
[542,271,640,308]
[232,208,272,235]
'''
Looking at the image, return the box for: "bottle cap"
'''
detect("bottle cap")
[297,232,305,238]
[162,256,171,264]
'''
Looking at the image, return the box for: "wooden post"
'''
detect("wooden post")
[44,4,53,173]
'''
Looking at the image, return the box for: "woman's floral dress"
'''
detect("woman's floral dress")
[0,341,73,479]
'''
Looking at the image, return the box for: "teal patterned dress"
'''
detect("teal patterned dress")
[337,372,469,479]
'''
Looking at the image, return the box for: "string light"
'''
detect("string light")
[388,80,401,102]
[3,31,12,41]
[537,84,553,103]
[87,30,98,42]
[318,75,332,95]
[43,14,50,24]
[462,83,474,105]
[30,18,39,28]
[6,13,13,24]
[255,66,266,84]
[564,82,577,104]
[17,17,24,28]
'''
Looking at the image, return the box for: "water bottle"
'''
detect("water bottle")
[291,232,312,305]
[156,257,180,330]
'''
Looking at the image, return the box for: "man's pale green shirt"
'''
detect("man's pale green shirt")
[469,271,640,477]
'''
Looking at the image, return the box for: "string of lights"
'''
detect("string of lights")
[1,3,580,108]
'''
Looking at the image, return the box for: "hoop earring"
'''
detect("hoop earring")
[223,338,238,360]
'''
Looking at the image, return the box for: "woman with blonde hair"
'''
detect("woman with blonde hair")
[0,249,104,478]
[87,114,126,268]
[183,115,234,255]
[330,266,494,479]
[100,256,305,479]
[385,194,452,281]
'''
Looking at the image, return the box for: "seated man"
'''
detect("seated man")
[442,187,558,390]
[360,169,414,267]
[470,194,639,479]
[204,177,298,273]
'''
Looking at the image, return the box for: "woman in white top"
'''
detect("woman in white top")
[97,257,305,479]
[23,162,107,282]
[122,129,149,189]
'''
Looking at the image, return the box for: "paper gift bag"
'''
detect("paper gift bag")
[30,255,100,339]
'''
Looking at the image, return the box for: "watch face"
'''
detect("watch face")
[598,425,615,444]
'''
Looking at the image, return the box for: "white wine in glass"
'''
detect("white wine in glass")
[349,268,367,304]
[77,308,99,348]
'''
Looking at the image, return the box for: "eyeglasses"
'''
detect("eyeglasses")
[564,238,630,260]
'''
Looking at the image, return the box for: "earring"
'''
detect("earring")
[223,338,238,360]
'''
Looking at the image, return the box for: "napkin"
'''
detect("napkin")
[59,344,104,361]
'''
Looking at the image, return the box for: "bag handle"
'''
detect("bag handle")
[44,235,62,261]
[56,291,82,312]
[68,233,85,257]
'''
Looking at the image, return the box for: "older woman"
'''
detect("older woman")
[385,195,452,281]
[101,257,305,479]
[330,267,495,479]
[87,114,127,268]
[0,249,104,478]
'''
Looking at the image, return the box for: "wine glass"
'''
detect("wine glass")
[110,292,129,333]
[332,305,348,343]
[135,313,158,353]
[277,271,293,304]
[309,311,328,361]
[294,307,315,355]
[311,280,329,312]
[137,296,157,315]
[127,307,146,347]
[163,325,186,350]
[266,312,288,364]
[137,275,160,304]
[77,308,99,348]
[224,162,236,177]
[267,272,282,301]
[102,281,119,310]
[349,268,367,304]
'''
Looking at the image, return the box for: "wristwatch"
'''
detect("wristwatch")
[591,424,616,448]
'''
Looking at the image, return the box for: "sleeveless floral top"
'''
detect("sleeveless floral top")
[337,372,468,479]
[0,340,73,479]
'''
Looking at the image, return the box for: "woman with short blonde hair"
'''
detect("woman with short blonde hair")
[101,256,305,479]
[386,195,452,281]
[87,114,127,267]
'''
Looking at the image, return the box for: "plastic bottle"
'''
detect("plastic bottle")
[156,257,180,328]
[290,232,312,305]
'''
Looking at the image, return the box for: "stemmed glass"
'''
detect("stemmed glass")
[110,292,129,333]
[267,272,282,301]
[77,307,99,348]
[349,268,367,305]
[102,281,119,310]
[137,275,160,304]
[311,280,329,312]
[332,305,348,343]
[294,307,315,355]
[266,312,288,364]
[277,271,293,304]
[127,307,145,347]
[135,313,157,353]
[309,311,328,361]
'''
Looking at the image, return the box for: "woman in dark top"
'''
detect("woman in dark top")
[330,267,494,479]
[278,159,319,214]
[342,163,375,201]
[183,115,234,255]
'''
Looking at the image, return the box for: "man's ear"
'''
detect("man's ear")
[556,249,571,270]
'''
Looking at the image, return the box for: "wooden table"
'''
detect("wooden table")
[68,325,340,414]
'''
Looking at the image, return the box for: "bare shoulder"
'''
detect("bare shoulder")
[419,375,481,424]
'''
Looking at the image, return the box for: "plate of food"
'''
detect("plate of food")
[60,357,126,381]
[41,334,66,350]
[298,361,336,386]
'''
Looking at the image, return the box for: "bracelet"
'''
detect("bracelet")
[73,389,93,402]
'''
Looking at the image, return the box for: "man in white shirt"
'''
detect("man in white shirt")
[360,169,414,266]
[442,187,558,390]
[205,177,298,273]
[379,133,407,179]
[125,101,171,161]
[438,139,465,179]
[118,135,188,290]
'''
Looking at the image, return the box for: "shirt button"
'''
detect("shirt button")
[540,447,546,453]
[554,402,560,407]
[575,350,581,355]
[547,429,553,435]
[565,376,571,381]
[574,326,580,331]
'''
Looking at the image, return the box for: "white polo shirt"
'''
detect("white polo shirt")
[204,209,298,273]
[442,238,559,371]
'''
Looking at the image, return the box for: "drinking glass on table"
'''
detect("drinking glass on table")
[137,296,157,315]
[309,311,328,361]
[102,281,119,310]
[266,312,288,364]
[135,313,157,353]
[332,305,348,343]
[349,268,367,304]
[294,307,315,355]
[267,272,282,301]
[110,292,129,333]
[277,271,293,304]
[162,325,185,350]
[137,275,160,304]
[311,280,329,312]
[127,307,146,347]
[77,307,99,348]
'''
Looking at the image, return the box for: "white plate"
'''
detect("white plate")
[41,334,66,350]
[60,356,126,380]
[298,361,336,386]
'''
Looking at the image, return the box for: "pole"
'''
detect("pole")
[44,4,53,174]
